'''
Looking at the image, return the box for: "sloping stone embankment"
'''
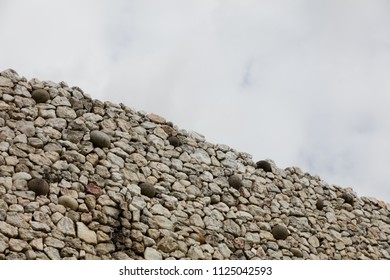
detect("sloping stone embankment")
[0,69,389,260]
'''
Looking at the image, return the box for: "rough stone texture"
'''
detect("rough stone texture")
[0,69,390,260]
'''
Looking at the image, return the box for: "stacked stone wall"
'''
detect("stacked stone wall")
[0,69,389,260]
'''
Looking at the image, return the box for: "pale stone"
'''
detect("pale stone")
[57,217,75,236]
[77,222,97,244]
[9,238,29,252]
[144,247,162,260]
[0,221,18,237]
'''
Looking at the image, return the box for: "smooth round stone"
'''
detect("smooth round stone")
[90,130,111,148]
[58,196,79,210]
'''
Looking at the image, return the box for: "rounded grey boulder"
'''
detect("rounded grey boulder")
[271,224,289,240]
[139,182,156,198]
[31,89,50,103]
[341,193,354,205]
[27,178,50,196]
[168,136,181,147]
[316,199,324,210]
[228,174,242,189]
[256,160,272,172]
[90,130,111,148]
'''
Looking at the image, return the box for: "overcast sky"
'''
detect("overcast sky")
[1,0,390,203]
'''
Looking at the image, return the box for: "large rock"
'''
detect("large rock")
[76,222,97,244]
[27,178,50,196]
[90,130,111,148]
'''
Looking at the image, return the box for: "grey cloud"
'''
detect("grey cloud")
[1,0,390,202]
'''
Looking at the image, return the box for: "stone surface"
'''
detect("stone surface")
[58,196,78,210]
[144,247,162,260]
[76,222,97,244]
[27,178,50,196]
[90,130,111,148]
[0,70,389,260]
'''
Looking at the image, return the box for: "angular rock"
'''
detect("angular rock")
[144,247,162,260]
[57,217,75,236]
[76,222,97,244]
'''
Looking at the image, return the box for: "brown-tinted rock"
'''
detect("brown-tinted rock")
[86,183,103,197]
[168,135,181,147]
[27,178,50,196]
[316,199,324,210]
[256,160,272,172]
[341,193,354,205]
[139,182,156,198]
[271,224,289,240]
[31,89,50,103]
[228,174,242,189]
[90,130,110,148]
[147,113,166,124]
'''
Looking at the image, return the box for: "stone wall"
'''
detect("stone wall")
[0,69,389,260]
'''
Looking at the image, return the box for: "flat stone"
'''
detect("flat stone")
[157,236,178,253]
[0,221,18,237]
[0,239,8,253]
[218,243,232,258]
[30,238,44,251]
[76,222,97,244]
[57,217,75,236]
[51,96,71,106]
[187,245,205,260]
[144,247,162,260]
[308,235,320,248]
[9,238,29,252]
[56,106,77,119]
[107,152,124,168]
[44,237,65,249]
[96,243,116,255]
[15,121,35,137]
[6,212,30,228]
[131,196,147,210]
[223,219,241,236]
[30,221,51,232]
[147,113,166,124]
[189,214,205,228]
[152,215,174,230]
[0,76,14,87]
[326,212,337,224]
[191,149,211,165]
[44,247,61,260]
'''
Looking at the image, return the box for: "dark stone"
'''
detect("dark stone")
[139,183,156,198]
[168,136,181,147]
[256,160,272,172]
[27,178,50,196]
[316,199,324,210]
[341,193,354,205]
[31,89,50,103]
[228,174,242,189]
[271,224,289,240]
[90,130,110,148]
